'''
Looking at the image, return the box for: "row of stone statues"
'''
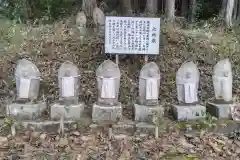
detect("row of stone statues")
[7,58,234,124]
[76,6,105,42]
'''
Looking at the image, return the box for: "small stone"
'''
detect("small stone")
[74,138,81,145]
[7,134,12,139]
[177,147,186,154]
[81,135,93,141]
[40,133,47,141]
[72,124,77,130]
[184,125,192,132]
[31,132,40,138]
[114,134,127,140]
[22,136,30,142]
[196,124,201,129]
[71,131,80,136]
[25,131,31,137]
[190,149,196,153]
[0,136,8,145]
[65,146,71,153]
[220,123,227,128]
[68,136,74,142]
[235,148,240,154]
[194,137,201,144]
[58,137,68,147]
[184,134,193,139]
[139,133,148,138]
[55,135,60,141]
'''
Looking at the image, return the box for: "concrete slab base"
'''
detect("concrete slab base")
[50,102,85,120]
[112,119,135,136]
[92,102,122,123]
[13,120,76,132]
[6,102,46,120]
[172,104,206,121]
[135,122,155,136]
[134,104,164,122]
[207,101,232,119]
[90,119,135,137]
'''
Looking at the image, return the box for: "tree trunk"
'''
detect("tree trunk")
[120,0,133,16]
[233,0,238,22]
[188,0,197,23]
[145,0,158,15]
[132,0,139,14]
[181,0,188,18]
[237,0,240,23]
[220,0,227,17]
[82,0,97,19]
[165,0,175,22]
[225,0,235,28]
[161,0,165,14]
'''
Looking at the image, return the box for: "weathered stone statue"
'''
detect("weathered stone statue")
[51,61,85,120]
[134,62,163,134]
[207,59,233,119]
[76,11,87,44]
[92,59,122,122]
[93,7,105,37]
[172,61,206,121]
[7,59,46,120]
[135,62,163,119]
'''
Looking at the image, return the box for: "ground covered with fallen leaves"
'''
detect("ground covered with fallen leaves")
[0,127,240,159]
[1,18,240,159]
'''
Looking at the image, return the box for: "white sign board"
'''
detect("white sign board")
[105,16,160,55]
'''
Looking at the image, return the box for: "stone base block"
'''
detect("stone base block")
[90,119,135,137]
[92,102,122,123]
[112,119,135,136]
[172,104,206,121]
[51,102,85,120]
[207,101,232,119]
[14,120,76,132]
[134,104,164,122]
[6,102,46,120]
[135,122,155,136]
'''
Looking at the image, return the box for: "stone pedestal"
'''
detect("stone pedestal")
[134,104,164,135]
[90,119,135,137]
[135,122,155,135]
[92,102,122,123]
[112,119,135,136]
[207,101,232,119]
[14,120,76,132]
[134,104,164,122]
[6,102,46,120]
[172,104,206,121]
[51,102,85,120]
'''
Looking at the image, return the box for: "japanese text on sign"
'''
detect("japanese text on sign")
[105,16,161,55]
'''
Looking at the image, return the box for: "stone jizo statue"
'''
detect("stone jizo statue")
[93,7,105,36]
[96,59,120,106]
[212,59,232,102]
[176,61,199,105]
[15,59,41,101]
[58,61,80,104]
[76,11,87,43]
[139,62,160,105]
